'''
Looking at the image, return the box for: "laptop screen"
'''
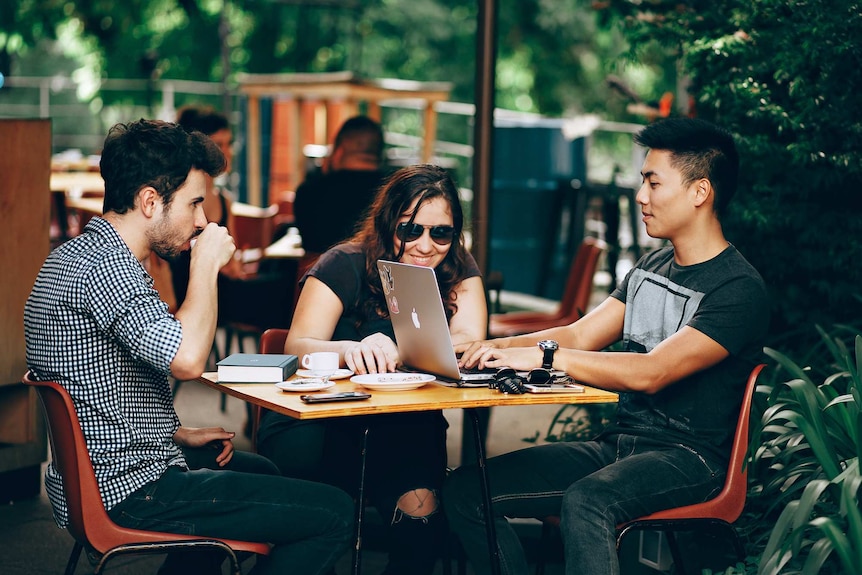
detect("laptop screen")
[377,259,470,382]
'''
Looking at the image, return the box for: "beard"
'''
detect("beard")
[149,214,194,261]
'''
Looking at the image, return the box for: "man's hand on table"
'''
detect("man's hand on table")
[344,332,400,375]
[174,426,235,467]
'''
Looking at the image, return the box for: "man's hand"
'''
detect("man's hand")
[344,333,399,374]
[456,339,504,369]
[191,222,236,271]
[458,344,541,372]
[173,426,235,467]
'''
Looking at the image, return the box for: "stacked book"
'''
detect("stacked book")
[216,353,298,383]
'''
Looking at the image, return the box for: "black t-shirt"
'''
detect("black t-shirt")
[293,169,388,254]
[305,243,482,343]
[604,244,769,464]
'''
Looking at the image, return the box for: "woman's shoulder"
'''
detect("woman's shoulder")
[312,242,366,276]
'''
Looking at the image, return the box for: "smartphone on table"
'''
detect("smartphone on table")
[522,383,585,394]
[300,391,372,403]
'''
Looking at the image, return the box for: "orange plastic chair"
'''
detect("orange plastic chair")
[488,237,606,337]
[535,363,765,575]
[23,372,271,575]
[251,328,291,448]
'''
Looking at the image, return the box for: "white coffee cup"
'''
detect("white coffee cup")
[301,352,339,376]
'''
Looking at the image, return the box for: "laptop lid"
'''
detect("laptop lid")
[376,259,489,383]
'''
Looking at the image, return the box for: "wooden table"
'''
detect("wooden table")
[262,232,305,260]
[50,171,104,195]
[197,373,617,574]
[65,196,104,215]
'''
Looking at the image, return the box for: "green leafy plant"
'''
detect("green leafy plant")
[748,329,862,574]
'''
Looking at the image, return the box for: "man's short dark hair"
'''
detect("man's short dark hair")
[176,105,230,137]
[634,117,739,216]
[333,115,384,162]
[99,119,225,214]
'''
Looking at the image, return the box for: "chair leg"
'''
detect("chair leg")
[64,542,83,575]
[534,520,553,575]
[664,530,688,575]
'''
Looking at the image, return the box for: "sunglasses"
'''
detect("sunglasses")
[494,367,555,385]
[396,222,456,245]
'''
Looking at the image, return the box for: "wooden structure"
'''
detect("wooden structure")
[0,119,50,499]
[237,71,452,206]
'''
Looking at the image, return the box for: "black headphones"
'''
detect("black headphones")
[490,368,528,394]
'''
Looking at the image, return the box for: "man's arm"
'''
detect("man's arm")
[459,295,729,393]
[172,223,235,380]
[457,296,625,365]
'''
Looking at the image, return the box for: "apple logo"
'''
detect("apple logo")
[411,308,421,329]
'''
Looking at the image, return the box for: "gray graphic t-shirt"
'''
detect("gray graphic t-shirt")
[605,244,768,464]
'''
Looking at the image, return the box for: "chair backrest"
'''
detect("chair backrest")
[252,329,291,447]
[259,328,290,355]
[23,372,272,558]
[231,203,278,251]
[639,363,766,523]
[557,237,606,320]
[23,373,175,551]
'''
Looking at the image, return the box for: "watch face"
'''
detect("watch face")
[538,340,559,351]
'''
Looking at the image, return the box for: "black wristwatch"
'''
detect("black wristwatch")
[538,340,559,369]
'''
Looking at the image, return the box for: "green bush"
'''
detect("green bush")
[747,329,862,574]
[608,0,862,360]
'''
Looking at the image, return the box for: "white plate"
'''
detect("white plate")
[350,373,436,391]
[275,379,336,392]
[296,368,354,380]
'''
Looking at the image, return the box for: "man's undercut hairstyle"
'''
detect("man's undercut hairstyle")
[333,115,384,162]
[634,117,739,216]
[100,119,225,215]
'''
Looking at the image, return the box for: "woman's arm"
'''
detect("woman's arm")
[448,275,488,346]
[286,277,399,374]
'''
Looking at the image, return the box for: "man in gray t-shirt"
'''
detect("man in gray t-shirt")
[447,117,769,575]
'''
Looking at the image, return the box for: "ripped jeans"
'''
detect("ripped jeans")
[257,410,449,575]
[444,433,725,575]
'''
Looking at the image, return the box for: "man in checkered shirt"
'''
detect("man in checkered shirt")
[25,119,353,574]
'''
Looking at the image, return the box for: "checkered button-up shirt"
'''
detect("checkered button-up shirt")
[24,217,186,527]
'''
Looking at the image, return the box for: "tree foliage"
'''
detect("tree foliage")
[2,0,663,118]
[606,0,862,357]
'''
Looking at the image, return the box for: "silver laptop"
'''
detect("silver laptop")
[376,259,497,386]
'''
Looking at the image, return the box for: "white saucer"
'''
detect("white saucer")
[296,368,354,380]
[275,379,336,392]
[350,373,436,391]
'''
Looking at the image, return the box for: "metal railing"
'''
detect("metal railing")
[0,75,643,186]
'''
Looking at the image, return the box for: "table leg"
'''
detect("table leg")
[352,425,370,575]
[465,408,501,575]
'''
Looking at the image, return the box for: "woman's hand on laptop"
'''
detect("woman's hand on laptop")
[344,333,400,374]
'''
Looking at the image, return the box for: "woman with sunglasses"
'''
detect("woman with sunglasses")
[256,164,487,574]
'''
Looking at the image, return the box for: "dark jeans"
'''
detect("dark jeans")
[107,448,354,575]
[444,433,725,575]
[257,411,450,575]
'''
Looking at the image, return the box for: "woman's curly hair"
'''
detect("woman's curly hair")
[349,164,472,323]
